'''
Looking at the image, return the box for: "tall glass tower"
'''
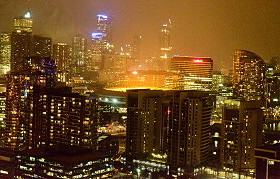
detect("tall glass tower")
[159,19,172,71]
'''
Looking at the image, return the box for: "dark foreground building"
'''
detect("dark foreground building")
[255,144,280,179]
[0,145,114,179]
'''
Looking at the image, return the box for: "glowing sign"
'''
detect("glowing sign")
[24,12,31,18]
[194,59,203,63]
[91,32,103,39]
[97,14,108,19]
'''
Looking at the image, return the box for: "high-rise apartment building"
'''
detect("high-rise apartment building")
[4,57,56,150]
[222,100,263,174]
[0,33,11,75]
[233,50,266,102]
[126,90,165,156]
[126,90,213,176]
[159,20,172,71]
[167,91,213,175]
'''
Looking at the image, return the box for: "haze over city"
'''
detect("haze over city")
[1,0,280,69]
[1,0,280,178]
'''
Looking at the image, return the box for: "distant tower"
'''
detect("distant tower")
[14,12,33,33]
[159,19,172,71]
[96,14,112,45]
[11,12,33,72]
[0,33,11,75]
[233,50,266,102]
[72,35,86,74]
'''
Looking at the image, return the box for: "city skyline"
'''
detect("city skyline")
[1,0,280,69]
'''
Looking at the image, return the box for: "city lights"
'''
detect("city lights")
[0,1,279,178]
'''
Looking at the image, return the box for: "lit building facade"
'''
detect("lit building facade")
[0,33,11,75]
[53,43,72,82]
[14,12,33,33]
[4,57,56,150]
[72,35,86,75]
[170,56,213,91]
[233,49,266,102]
[159,20,172,71]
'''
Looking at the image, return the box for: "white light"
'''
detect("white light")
[132,71,138,75]
[24,12,31,18]
[112,99,118,103]
[105,98,109,102]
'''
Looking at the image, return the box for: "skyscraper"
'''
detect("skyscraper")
[222,100,263,174]
[159,20,172,71]
[14,12,33,33]
[96,14,112,45]
[53,43,72,82]
[72,35,86,74]
[126,90,213,176]
[167,91,213,175]
[233,49,266,102]
[0,32,11,75]
[53,43,71,71]
[10,31,32,72]
[11,12,33,73]
[4,57,56,149]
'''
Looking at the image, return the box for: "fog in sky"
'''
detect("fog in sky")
[1,0,280,69]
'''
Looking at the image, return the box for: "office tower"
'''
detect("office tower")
[14,12,33,33]
[170,56,213,77]
[222,100,263,174]
[159,20,172,71]
[53,43,72,82]
[10,31,32,72]
[167,91,213,175]
[32,35,52,58]
[0,33,11,75]
[233,50,266,102]
[96,14,112,45]
[72,35,86,74]
[170,56,213,90]
[255,144,280,179]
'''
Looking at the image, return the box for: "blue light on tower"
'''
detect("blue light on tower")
[92,32,103,39]
[97,14,108,19]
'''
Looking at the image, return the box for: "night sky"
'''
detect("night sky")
[1,0,280,69]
